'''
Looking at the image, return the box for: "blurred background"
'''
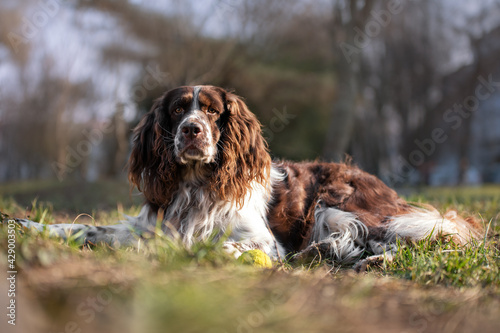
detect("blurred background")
[1,0,500,211]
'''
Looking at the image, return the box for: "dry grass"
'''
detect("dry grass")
[0,183,499,333]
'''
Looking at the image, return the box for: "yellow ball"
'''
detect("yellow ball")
[237,250,273,268]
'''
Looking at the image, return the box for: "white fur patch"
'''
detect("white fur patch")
[385,208,477,244]
[192,85,201,110]
[308,206,368,263]
[121,204,157,229]
[162,165,285,259]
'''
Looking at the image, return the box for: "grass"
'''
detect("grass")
[0,182,499,333]
[0,179,143,213]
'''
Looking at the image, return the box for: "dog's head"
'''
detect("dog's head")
[128,85,271,207]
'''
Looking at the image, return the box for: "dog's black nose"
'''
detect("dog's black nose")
[181,123,203,140]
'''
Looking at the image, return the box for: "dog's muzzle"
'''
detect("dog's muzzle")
[174,114,215,164]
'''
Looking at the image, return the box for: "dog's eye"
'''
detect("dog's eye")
[208,107,218,114]
[174,107,183,114]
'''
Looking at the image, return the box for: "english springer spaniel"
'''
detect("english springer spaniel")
[15,85,482,268]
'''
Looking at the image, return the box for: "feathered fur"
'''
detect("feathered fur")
[15,85,483,267]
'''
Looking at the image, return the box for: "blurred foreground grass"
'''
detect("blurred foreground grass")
[0,182,499,333]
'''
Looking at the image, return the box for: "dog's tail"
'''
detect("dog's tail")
[385,205,484,245]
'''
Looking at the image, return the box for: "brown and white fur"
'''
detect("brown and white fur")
[15,85,483,267]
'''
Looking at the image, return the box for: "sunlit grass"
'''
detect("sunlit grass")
[0,184,499,332]
[1,186,499,286]
[406,185,500,224]
[383,237,500,287]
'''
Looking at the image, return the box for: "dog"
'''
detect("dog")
[13,85,483,268]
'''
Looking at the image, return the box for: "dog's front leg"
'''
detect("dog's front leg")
[223,218,285,260]
[9,205,157,247]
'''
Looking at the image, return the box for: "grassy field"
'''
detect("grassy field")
[0,182,499,333]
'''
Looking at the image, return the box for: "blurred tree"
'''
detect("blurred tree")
[2,0,500,184]
[0,4,31,65]
[0,1,96,181]
[325,0,500,184]
[2,57,94,180]
[323,0,375,163]
[76,0,336,160]
[77,0,239,101]
[101,103,129,179]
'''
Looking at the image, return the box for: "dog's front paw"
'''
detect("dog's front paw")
[12,218,47,232]
[353,253,393,273]
[1,212,28,228]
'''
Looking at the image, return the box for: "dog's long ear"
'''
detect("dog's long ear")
[213,90,272,207]
[128,99,178,207]
[129,101,159,188]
